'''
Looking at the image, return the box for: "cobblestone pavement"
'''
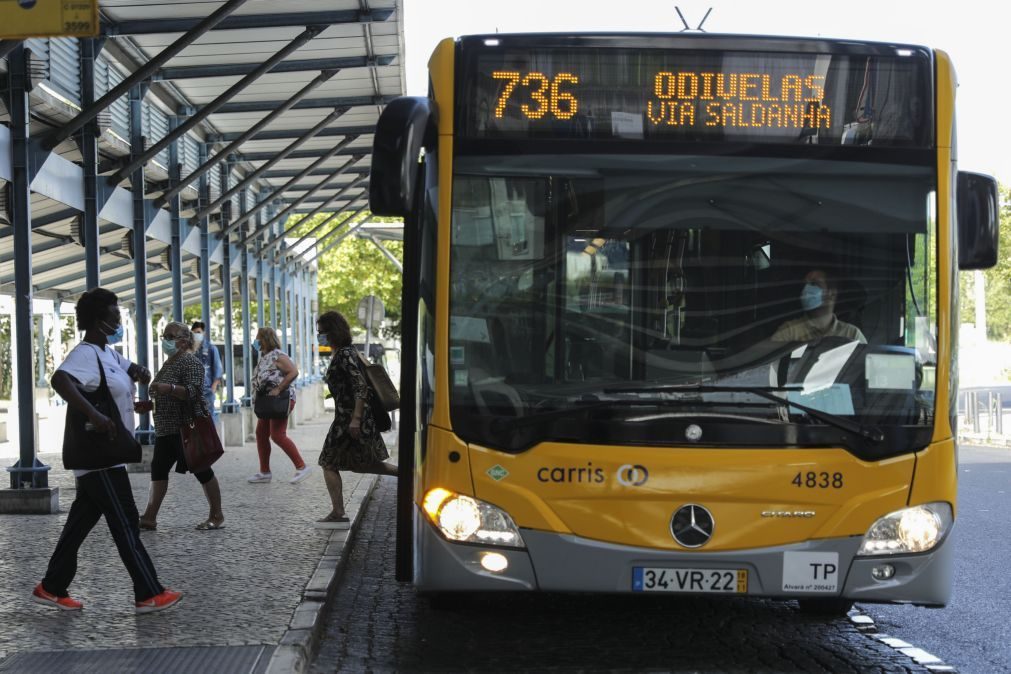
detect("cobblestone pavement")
[0,413,384,662]
[312,480,935,674]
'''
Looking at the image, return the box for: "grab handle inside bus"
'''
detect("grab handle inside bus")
[956,171,999,270]
[370,96,437,218]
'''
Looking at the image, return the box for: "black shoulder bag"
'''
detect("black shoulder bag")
[62,353,142,470]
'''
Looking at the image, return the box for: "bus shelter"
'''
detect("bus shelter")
[0,0,405,512]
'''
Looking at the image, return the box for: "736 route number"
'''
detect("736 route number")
[792,471,843,489]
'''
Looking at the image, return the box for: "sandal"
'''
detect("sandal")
[139,519,157,531]
[195,519,226,531]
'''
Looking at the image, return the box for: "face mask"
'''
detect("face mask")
[102,321,124,345]
[800,283,824,312]
[317,333,329,347]
[252,339,261,352]
[193,332,204,345]
[162,338,179,356]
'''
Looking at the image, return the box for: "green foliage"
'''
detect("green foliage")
[960,183,1011,340]
[287,211,404,338]
[0,315,10,399]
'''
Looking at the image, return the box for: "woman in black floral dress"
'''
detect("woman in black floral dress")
[316,311,397,527]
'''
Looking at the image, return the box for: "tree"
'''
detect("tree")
[960,182,1011,340]
[287,211,404,339]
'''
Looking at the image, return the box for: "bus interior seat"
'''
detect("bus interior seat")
[463,338,526,417]
[469,365,526,417]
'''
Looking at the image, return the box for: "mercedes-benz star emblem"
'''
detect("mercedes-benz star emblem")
[670,504,715,548]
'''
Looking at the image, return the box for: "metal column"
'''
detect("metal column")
[299,272,308,379]
[256,198,267,330]
[220,189,237,413]
[310,270,320,378]
[280,251,289,352]
[198,143,212,332]
[240,192,253,407]
[168,117,184,319]
[129,84,153,443]
[80,38,103,288]
[270,211,280,331]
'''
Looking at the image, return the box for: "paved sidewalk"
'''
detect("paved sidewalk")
[0,408,392,673]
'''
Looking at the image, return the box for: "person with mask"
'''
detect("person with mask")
[247,327,312,484]
[190,321,223,432]
[314,311,396,528]
[771,268,866,343]
[139,321,225,531]
[35,287,182,614]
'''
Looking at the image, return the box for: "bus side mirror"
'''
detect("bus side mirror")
[957,171,999,270]
[370,96,437,218]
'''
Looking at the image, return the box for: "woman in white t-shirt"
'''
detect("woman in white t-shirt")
[32,288,182,615]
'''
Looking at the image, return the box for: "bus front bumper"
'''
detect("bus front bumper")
[415,511,952,606]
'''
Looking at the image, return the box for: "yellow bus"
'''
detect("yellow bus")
[370,33,999,614]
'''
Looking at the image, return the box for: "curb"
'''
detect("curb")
[264,473,380,674]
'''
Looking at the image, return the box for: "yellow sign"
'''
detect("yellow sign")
[2,0,98,39]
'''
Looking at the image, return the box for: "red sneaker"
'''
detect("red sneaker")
[135,589,182,615]
[32,583,83,611]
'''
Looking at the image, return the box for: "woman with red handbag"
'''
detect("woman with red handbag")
[315,311,397,528]
[139,321,225,531]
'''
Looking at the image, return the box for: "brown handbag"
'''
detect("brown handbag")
[179,396,223,473]
[355,350,400,412]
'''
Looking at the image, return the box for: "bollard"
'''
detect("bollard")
[971,392,980,434]
[996,393,1003,436]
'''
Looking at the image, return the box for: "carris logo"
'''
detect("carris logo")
[616,464,649,487]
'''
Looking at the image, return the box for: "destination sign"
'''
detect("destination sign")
[460,44,931,146]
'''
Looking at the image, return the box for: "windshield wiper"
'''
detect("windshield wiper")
[490,399,661,432]
[603,385,884,443]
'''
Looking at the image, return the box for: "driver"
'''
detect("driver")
[771,268,866,343]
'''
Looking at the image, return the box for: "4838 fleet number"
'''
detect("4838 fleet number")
[792,471,843,489]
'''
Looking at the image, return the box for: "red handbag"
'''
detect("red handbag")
[180,416,223,473]
[179,397,224,473]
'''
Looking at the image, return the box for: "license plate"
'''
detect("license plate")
[632,567,748,593]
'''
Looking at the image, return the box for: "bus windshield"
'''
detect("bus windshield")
[448,154,937,457]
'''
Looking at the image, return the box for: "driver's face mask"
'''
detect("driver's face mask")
[800,283,824,312]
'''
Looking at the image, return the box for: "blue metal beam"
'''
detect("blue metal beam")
[48,0,251,148]
[212,93,395,115]
[110,25,325,184]
[156,71,341,206]
[262,167,368,181]
[158,55,395,81]
[6,43,48,488]
[197,111,351,222]
[198,143,212,337]
[239,160,359,247]
[238,147,361,163]
[130,84,154,442]
[168,117,184,320]
[220,187,238,412]
[102,9,394,36]
[0,224,121,286]
[214,124,375,143]
[80,38,103,288]
[220,138,358,236]
[239,189,253,406]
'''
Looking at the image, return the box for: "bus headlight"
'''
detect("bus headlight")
[422,488,526,548]
[857,502,952,556]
